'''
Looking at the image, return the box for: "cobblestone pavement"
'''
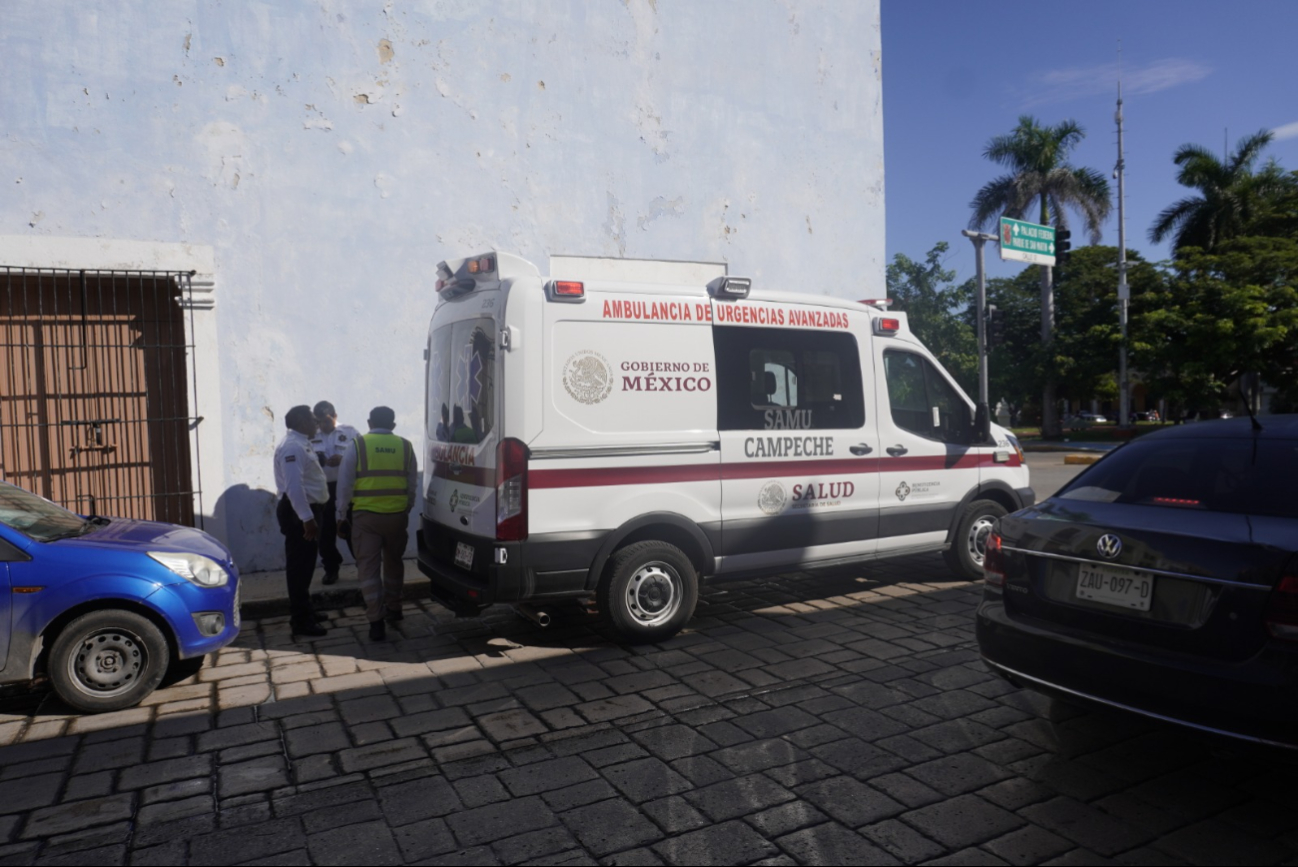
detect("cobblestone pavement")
[1,554,1296,866]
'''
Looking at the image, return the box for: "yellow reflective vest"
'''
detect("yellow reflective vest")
[352,433,414,514]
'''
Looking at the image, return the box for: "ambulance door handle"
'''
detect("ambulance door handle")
[850,444,873,456]
[886,445,909,457]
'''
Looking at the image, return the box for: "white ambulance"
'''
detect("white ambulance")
[419,252,1032,643]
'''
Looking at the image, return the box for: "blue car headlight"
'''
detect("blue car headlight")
[148,551,229,587]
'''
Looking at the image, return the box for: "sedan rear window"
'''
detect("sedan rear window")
[1058,438,1298,518]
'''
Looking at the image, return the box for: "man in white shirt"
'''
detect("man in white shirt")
[310,401,361,585]
[274,405,330,637]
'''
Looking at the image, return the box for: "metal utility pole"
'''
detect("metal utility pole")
[963,229,997,442]
[1116,79,1130,427]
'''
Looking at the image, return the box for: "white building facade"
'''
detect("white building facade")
[0,1,884,570]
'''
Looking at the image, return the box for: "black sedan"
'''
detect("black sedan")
[977,416,1298,749]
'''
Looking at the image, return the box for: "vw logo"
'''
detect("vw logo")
[1096,534,1122,559]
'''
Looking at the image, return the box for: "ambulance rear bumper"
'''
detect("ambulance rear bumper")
[416,521,601,613]
[417,528,509,613]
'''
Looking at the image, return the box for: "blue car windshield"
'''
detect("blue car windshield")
[0,482,91,542]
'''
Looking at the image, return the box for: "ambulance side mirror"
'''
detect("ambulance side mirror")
[974,404,993,445]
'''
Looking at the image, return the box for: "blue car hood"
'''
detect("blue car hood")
[54,518,233,564]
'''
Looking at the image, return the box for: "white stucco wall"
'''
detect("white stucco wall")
[1,1,884,570]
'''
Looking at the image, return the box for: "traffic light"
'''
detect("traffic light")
[987,304,1006,347]
[1056,228,1072,268]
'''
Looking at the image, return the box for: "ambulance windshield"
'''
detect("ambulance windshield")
[428,318,496,446]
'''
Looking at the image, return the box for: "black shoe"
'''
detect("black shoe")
[385,609,404,623]
[313,611,329,622]
[368,620,387,641]
[292,621,327,638]
[322,571,339,586]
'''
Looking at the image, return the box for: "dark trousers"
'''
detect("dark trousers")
[318,482,352,573]
[277,496,322,624]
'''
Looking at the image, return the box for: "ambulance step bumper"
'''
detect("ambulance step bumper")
[417,528,498,613]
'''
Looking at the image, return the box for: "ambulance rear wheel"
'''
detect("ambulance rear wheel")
[944,499,1007,581]
[599,541,698,644]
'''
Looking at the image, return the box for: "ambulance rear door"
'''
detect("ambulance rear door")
[425,295,503,546]
[711,296,880,573]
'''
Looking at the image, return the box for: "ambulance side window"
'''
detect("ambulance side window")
[714,326,864,431]
[752,350,797,407]
[883,350,970,444]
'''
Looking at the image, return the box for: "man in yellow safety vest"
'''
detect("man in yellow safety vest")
[335,406,418,640]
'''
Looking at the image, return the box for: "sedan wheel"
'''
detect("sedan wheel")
[48,610,169,713]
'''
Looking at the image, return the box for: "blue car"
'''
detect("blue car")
[0,481,241,713]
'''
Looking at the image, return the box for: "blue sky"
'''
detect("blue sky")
[882,0,1298,283]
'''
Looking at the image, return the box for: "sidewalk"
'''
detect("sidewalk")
[238,558,430,620]
[1021,439,1118,452]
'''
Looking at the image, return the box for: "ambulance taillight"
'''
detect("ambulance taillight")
[546,280,585,302]
[496,438,529,541]
[874,318,901,335]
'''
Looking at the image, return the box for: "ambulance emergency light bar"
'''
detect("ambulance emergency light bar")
[435,255,497,295]
[707,276,752,298]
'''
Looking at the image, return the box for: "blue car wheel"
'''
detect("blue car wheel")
[48,610,170,713]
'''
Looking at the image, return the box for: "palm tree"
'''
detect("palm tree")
[1149,130,1288,253]
[968,116,1112,437]
[970,116,1112,242]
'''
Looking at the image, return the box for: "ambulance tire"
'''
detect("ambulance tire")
[599,541,698,644]
[944,499,1007,581]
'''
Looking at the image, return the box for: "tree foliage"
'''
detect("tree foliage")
[1149,130,1296,254]
[969,247,1160,423]
[885,242,977,394]
[1139,237,1298,411]
[969,115,1112,240]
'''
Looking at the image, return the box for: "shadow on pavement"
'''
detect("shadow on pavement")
[0,555,1294,865]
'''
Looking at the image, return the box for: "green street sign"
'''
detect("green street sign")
[998,217,1056,266]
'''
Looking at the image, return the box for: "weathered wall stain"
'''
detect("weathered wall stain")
[1,1,883,570]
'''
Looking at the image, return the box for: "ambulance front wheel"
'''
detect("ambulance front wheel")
[599,541,699,644]
[944,499,1008,581]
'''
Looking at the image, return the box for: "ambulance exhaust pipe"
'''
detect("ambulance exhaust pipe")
[514,604,552,628]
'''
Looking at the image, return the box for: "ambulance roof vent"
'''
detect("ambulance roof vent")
[707,276,752,299]
[859,298,893,310]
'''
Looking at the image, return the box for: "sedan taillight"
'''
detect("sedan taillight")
[984,532,1006,588]
[1264,575,1298,641]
